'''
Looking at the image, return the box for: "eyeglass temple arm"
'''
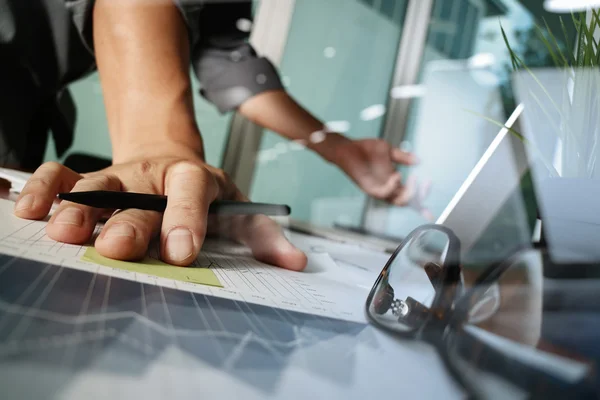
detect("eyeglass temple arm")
[452,328,595,397]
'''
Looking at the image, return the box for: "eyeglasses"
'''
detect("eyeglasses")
[365,224,598,399]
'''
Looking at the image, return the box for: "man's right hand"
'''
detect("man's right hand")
[13,155,307,271]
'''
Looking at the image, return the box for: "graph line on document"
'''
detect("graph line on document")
[0,296,316,354]
[60,271,99,367]
[190,292,226,360]
[6,265,64,341]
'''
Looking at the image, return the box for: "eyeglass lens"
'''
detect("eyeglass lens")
[367,228,456,333]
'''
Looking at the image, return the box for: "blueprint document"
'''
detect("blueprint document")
[0,199,374,323]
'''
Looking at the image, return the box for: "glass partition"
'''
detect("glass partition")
[368,0,576,240]
[249,0,409,228]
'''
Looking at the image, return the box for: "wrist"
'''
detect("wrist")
[112,134,205,165]
[106,90,204,164]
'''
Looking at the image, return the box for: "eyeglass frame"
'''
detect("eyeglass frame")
[364,224,597,399]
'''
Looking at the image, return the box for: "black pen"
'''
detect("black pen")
[58,191,291,216]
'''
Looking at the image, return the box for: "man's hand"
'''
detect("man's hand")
[16,0,305,271]
[328,136,417,206]
[238,91,429,209]
[13,155,307,271]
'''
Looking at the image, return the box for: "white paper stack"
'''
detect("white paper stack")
[0,167,33,194]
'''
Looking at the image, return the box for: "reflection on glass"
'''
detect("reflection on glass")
[250,0,409,228]
[514,68,600,265]
[366,226,599,398]
[376,1,575,240]
[367,225,461,333]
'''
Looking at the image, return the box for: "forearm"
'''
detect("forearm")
[93,0,204,163]
[237,90,350,163]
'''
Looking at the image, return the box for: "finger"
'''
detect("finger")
[391,148,418,165]
[389,174,417,206]
[95,208,162,261]
[14,162,81,220]
[371,172,402,200]
[237,215,308,271]
[217,190,307,271]
[46,175,121,244]
[161,162,216,266]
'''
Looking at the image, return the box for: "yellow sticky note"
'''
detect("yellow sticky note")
[82,247,222,288]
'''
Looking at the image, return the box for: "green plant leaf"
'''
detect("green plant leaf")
[559,16,576,65]
[592,10,600,58]
[462,108,526,142]
[576,12,587,66]
[581,11,597,66]
[572,12,585,66]
[593,10,600,64]
[541,18,569,67]
[462,108,559,178]
[535,25,561,67]
[500,22,519,70]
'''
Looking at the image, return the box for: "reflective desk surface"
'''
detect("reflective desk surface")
[1,177,598,399]
[0,177,465,400]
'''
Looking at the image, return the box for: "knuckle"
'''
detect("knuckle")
[126,161,163,192]
[39,161,63,174]
[74,174,112,191]
[217,169,232,185]
[111,212,156,238]
[129,161,157,181]
[170,161,206,177]
[169,161,219,193]
[374,140,390,153]
[26,161,65,189]
[25,176,53,190]
[169,200,205,215]
[88,174,114,188]
[137,160,153,175]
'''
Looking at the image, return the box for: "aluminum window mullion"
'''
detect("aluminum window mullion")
[220,0,296,195]
[362,0,435,233]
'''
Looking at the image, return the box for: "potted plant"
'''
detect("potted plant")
[501,10,600,266]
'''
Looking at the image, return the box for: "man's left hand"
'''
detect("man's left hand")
[328,136,417,206]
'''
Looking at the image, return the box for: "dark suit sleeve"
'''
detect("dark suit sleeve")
[175,0,285,113]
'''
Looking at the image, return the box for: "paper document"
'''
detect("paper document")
[0,198,371,322]
[82,247,222,287]
[0,168,32,193]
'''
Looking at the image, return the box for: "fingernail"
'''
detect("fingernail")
[54,208,84,226]
[15,194,34,211]
[104,223,136,239]
[166,228,194,262]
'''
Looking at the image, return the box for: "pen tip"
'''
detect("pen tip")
[58,192,76,200]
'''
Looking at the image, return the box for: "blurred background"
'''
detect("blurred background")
[43,0,574,241]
